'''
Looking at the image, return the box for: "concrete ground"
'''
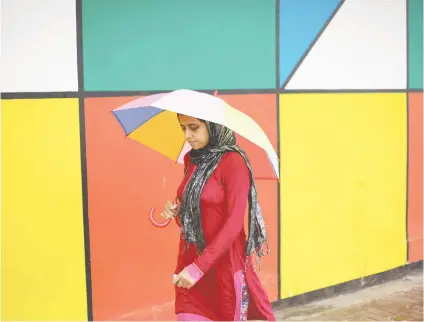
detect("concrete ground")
[273,270,423,321]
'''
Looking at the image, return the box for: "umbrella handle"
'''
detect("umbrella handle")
[149,207,171,228]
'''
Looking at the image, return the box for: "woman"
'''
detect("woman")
[161,114,276,321]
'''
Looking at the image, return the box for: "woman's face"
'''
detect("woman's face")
[178,114,210,150]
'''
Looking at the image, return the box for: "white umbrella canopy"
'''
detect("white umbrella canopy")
[112,89,279,180]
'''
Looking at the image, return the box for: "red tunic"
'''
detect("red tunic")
[174,152,276,321]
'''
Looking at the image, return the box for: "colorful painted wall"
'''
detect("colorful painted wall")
[1,0,422,321]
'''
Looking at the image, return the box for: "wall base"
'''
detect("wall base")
[272,261,423,309]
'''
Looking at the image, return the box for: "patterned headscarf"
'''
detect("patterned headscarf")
[179,120,269,269]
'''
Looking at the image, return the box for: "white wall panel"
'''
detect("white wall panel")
[2,0,78,92]
[286,0,407,90]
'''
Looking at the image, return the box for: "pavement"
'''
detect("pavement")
[273,270,423,321]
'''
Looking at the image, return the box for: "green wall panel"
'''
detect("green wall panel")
[408,0,423,89]
[82,0,276,91]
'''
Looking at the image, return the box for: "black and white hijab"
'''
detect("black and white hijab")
[179,120,269,269]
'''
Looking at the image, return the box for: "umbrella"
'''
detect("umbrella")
[112,89,279,179]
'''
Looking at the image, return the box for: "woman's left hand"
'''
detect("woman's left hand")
[173,267,196,289]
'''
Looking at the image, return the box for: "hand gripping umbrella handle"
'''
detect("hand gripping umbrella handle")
[149,207,171,228]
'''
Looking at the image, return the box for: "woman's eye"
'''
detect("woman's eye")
[190,126,199,131]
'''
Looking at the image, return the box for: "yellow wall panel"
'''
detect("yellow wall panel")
[279,93,407,299]
[1,99,88,320]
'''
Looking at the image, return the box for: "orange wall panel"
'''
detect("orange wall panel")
[85,96,183,320]
[84,94,279,320]
[408,92,423,263]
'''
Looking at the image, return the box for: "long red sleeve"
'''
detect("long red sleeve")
[193,152,250,274]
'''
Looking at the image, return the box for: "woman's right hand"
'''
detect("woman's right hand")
[161,199,181,220]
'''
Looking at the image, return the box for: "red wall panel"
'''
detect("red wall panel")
[84,94,278,320]
[408,93,423,263]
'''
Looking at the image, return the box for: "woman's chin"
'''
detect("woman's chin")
[190,144,206,150]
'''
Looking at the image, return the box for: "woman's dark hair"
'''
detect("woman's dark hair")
[177,113,206,123]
